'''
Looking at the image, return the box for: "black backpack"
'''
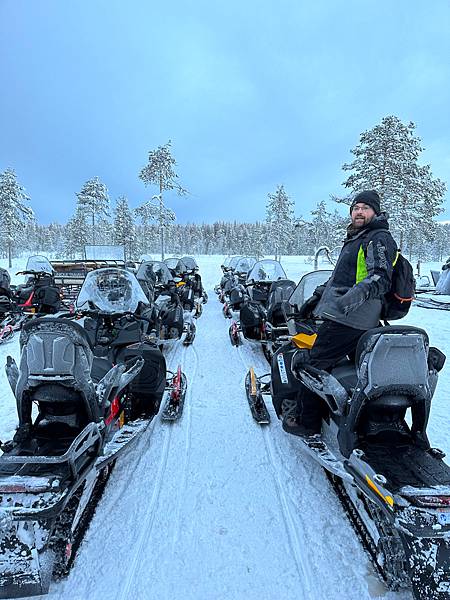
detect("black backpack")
[364,231,415,321]
[381,252,415,320]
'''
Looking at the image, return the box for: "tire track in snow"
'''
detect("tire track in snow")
[170,342,200,552]
[114,421,173,600]
[222,308,317,593]
[114,342,186,600]
[235,344,318,600]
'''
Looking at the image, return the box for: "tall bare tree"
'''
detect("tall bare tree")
[138,141,187,259]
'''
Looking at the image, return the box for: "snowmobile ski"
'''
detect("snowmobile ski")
[161,366,188,421]
[0,323,14,344]
[244,368,270,424]
[183,323,196,346]
[229,321,241,346]
[223,302,232,319]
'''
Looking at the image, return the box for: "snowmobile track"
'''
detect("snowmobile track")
[114,343,185,600]
[115,421,173,600]
[235,344,318,600]
[113,341,196,600]
[170,343,200,551]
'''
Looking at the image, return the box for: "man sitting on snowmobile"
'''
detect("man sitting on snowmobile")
[283,190,398,436]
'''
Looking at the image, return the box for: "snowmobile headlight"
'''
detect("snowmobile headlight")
[409,495,450,508]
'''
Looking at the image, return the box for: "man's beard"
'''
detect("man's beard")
[351,216,369,229]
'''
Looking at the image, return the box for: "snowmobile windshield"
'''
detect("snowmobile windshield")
[222,257,232,268]
[76,267,148,313]
[436,269,450,294]
[164,258,186,275]
[180,256,198,271]
[25,255,54,275]
[228,256,244,271]
[136,261,173,285]
[247,260,286,283]
[289,270,333,310]
[269,279,296,299]
[235,257,257,274]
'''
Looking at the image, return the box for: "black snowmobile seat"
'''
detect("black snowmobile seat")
[17,317,100,428]
[331,360,358,392]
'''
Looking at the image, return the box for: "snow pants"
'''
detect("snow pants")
[297,319,365,430]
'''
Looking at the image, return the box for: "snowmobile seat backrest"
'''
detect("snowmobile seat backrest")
[355,325,429,400]
[16,317,99,423]
[21,316,94,350]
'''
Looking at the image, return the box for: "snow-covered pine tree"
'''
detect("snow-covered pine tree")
[0,168,33,267]
[138,140,187,260]
[76,176,110,245]
[64,208,90,258]
[95,217,113,246]
[340,115,446,253]
[265,185,295,261]
[113,196,137,260]
[433,223,450,262]
[308,201,347,252]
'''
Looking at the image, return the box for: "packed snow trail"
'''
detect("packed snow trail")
[47,271,408,600]
[55,304,314,599]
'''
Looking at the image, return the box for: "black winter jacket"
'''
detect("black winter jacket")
[313,214,397,330]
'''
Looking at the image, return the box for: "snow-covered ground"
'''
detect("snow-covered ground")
[0,254,448,600]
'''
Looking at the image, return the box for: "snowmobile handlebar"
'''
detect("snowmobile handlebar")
[78,307,154,325]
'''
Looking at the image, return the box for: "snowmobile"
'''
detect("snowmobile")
[222,256,257,318]
[0,269,25,345]
[215,256,244,302]
[162,257,203,317]
[228,260,294,360]
[248,270,450,599]
[0,268,186,598]
[179,256,208,306]
[15,255,63,315]
[0,312,29,345]
[0,269,13,320]
[137,261,196,346]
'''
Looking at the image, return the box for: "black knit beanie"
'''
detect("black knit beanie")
[349,190,381,215]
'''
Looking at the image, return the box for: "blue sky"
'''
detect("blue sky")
[1,0,450,224]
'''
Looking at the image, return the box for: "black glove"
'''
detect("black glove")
[12,423,32,445]
[335,285,368,315]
